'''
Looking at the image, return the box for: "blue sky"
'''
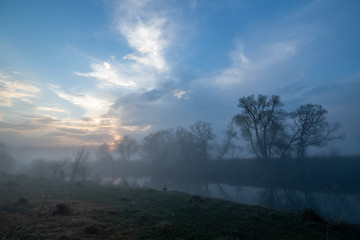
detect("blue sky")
[0,0,359,155]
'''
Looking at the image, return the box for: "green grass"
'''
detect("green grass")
[1,174,360,239]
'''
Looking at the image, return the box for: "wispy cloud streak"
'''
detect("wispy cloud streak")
[48,84,112,117]
[0,71,40,106]
[114,0,172,72]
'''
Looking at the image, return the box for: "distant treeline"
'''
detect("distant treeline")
[1,94,354,193]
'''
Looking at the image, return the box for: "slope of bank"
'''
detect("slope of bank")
[1,174,360,240]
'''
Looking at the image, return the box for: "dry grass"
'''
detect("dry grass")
[1,175,360,239]
[0,199,128,240]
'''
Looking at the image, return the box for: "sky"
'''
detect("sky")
[0,0,359,155]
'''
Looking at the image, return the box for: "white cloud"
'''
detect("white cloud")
[211,41,298,88]
[76,1,178,92]
[75,59,162,91]
[172,89,193,100]
[48,84,112,117]
[113,0,173,73]
[0,71,40,106]
[122,17,169,72]
[75,61,138,89]
[36,106,66,112]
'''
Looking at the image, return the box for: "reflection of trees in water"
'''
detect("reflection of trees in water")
[259,184,360,223]
[260,185,316,212]
[321,185,360,223]
[148,175,360,223]
[217,183,231,201]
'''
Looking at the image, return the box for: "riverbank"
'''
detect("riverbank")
[1,174,360,239]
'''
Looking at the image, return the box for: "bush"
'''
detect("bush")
[53,203,72,216]
[298,208,323,223]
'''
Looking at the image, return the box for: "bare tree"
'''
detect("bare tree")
[49,159,68,180]
[141,129,175,167]
[115,135,138,163]
[191,120,216,164]
[96,143,114,163]
[216,122,239,163]
[174,127,198,164]
[30,158,51,178]
[233,95,286,160]
[70,146,90,182]
[289,104,343,160]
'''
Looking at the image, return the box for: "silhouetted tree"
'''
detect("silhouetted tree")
[216,122,239,163]
[96,143,114,164]
[233,95,286,160]
[191,120,216,164]
[289,104,343,160]
[70,146,90,182]
[115,135,138,163]
[29,158,51,178]
[49,158,69,179]
[174,127,198,164]
[141,129,175,169]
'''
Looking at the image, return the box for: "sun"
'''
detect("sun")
[108,135,122,151]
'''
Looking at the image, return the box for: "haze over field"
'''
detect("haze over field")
[0,0,359,155]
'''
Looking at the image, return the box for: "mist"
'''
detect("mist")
[2,94,359,226]
[1,0,360,238]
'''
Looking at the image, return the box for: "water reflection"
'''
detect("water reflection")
[102,175,360,223]
[207,183,360,224]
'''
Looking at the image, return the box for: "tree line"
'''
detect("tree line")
[0,94,344,181]
[108,94,343,167]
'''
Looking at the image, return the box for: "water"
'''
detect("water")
[102,176,360,223]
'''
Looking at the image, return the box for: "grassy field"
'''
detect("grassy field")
[1,174,360,239]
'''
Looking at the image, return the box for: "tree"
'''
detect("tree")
[29,158,51,178]
[115,135,138,163]
[289,104,343,160]
[70,146,90,182]
[233,95,286,160]
[174,127,198,166]
[141,129,175,168]
[216,122,239,163]
[190,120,216,164]
[49,159,68,180]
[96,143,114,164]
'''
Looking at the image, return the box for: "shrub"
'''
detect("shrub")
[53,203,72,216]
